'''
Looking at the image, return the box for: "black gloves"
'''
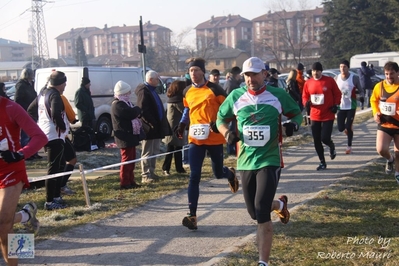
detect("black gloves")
[1,150,24,163]
[209,121,219,133]
[330,105,338,114]
[359,96,365,103]
[224,131,240,145]
[305,101,311,111]
[174,123,186,139]
[283,122,299,137]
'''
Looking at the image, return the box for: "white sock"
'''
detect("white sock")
[278,200,284,211]
[258,261,268,266]
[19,211,30,223]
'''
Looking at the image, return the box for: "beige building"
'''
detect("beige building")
[195,14,252,51]
[56,22,171,59]
[205,48,250,73]
[252,7,325,70]
[0,38,33,62]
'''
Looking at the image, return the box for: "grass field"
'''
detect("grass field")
[216,159,399,266]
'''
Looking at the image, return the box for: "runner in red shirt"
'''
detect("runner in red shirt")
[302,62,342,170]
[0,96,47,265]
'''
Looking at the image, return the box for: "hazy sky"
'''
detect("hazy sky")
[0,0,323,58]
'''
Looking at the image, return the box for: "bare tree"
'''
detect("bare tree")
[255,0,316,70]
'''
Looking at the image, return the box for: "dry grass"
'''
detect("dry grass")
[216,160,399,266]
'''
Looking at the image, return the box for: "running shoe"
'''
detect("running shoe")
[22,202,40,235]
[330,143,336,160]
[182,214,197,230]
[53,197,66,205]
[227,167,239,193]
[44,201,67,211]
[163,170,170,176]
[274,195,290,224]
[345,146,352,154]
[141,176,155,184]
[317,162,327,171]
[395,174,399,185]
[385,156,394,174]
[61,185,76,195]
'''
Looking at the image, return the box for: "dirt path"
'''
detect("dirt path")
[19,118,380,266]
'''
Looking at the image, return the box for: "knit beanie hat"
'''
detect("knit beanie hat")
[311,62,323,72]
[297,63,304,71]
[188,59,206,74]
[114,80,131,95]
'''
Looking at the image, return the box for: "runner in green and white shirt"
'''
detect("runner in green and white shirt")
[216,57,302,266]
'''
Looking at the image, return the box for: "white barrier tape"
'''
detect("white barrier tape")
[28,145,189,183]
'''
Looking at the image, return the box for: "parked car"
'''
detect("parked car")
[324,68,382,87]
[5,83,16,100]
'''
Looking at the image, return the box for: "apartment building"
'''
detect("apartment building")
[0,38,33,62]
[195,14,252,51]
[252,7,325,69]
[56,21,171,60]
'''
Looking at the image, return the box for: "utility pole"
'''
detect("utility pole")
[31,0,51,68]
[138,16,147,80]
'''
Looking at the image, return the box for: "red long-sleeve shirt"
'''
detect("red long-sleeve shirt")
[302,76,342,121]
[0,97,47,185]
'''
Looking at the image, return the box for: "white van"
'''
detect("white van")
[34,67,166,134]
[350,51,399,68]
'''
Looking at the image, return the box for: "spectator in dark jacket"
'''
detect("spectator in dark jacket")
[74,77,95,129]
[135,70,172,183]
[162,80,187,175]
[223,66,242,156]
[267,68,280,87]
[357,61,375,108]
[15,68,41,159]
[224,66,242,95]
[111,80,143,189]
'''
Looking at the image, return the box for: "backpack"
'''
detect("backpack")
[72,126,96,152]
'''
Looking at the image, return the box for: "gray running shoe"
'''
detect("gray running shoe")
[385,156,394,174]
[22,202,40,235]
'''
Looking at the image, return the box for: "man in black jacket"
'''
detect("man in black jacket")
[74,77,95,129]
[223,66,242,156]
[357,61,375,109]
[135,70,172,183]
[15,68,41,159]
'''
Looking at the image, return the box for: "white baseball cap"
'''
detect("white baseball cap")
[241,57,265,75]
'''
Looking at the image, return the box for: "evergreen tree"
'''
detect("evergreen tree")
[320,0,395,68]
[75,36,88,66]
